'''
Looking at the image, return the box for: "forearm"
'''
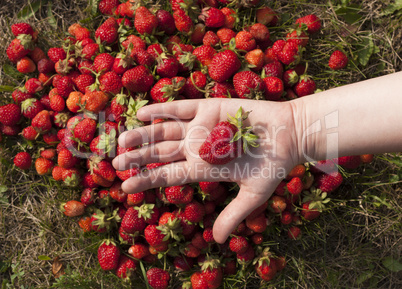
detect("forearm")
[293,71,402,163]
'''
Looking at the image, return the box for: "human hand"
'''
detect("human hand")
[112,98,301,243]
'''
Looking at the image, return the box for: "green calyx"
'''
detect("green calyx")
[302,188,330,212]
[227,107,259,153]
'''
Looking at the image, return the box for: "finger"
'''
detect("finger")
[137,99,202,121]
[212,188,268,244]
[121,161,191,194]
[118,121,188,148]
[112,140,185,170]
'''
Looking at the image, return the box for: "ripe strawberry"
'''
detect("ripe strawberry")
[16,56,36,73]
[245,49,265,71]
[93,53,114,74]
[128,243,149,259]
[246,213,267,233]
[249,23,270,42]
[95,17,118,44]
[199,7,225,28]
[217,27,236,45]
[49,94,65,112]
[32,110,52,134]
[287,226,301,240]
[120,206,146,234]
[115,255,137,279]
[22,126,39,140]
[73,118,97,143]
[99,0,119,15]
[283,69,299,87]
[98,240,120,271]
[21,98,44,119]
[58,148,79,169]
[61,200,85,217]
[6,36,33,63]
[286,29,309,47]
[287,164,306,179]
[135,6,158,35]
[173,9,193,34]
[74,74,95,93]
[99,71,121,95]
[221,7,236,29]
[286,177,303,195]
[47,47,66,63]
[269,195,287,213]
[278,41,299,65]
[156,56,179,78]
[122,65,154,93]
[192,45,216,66]
[199,107,258,165]
[0,104,21,126]
[199,257,223,289]
[156,9,176,35]
[89,157,116,183]
[147,267,170,289]
[80,91,110,113]
[229,236,249,254]
[184,200,205,223]
[333,155,361,169]
[11,22,34,37]
[164,185,194,205]
[78,216,92,232]
[208,49,241,82]
[14,152,32,170]
[315,171,343,193]
[235,31,256,52]
[360,154,374,164]
[263,76,284,101]
[255,257,277,281]
[25,78,43,94]
[203,30,220,47]
[37,58,55,74]
[296,14,322,34]
[35,157,54,175]
[12,88,33,105]
[144,224,167,248]
[262,60,283,79]
[328,50,348,70]
[40,148,56,160]
[233,71,265,99]
[294,75,316,97]
[256,6,278,26]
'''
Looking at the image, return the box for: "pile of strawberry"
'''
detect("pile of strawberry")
[2,0,367,287]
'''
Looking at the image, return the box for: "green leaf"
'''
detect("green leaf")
[382,256,402,272]
[356,271,373,285]
[17,0,43,20]
[89,0,100,17]
[46,3,58,29]
[355,36,374,67]
[38,255,52,261]
[3,64,25,80]
[335,4,362,24]
[0,85,14,92]
[383,0,402,15]
[0,186,8,193]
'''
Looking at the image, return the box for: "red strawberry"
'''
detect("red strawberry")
[221,7,236,29]
[233,71,265,99]
[97,240,120,271]
[93,53,114,74]
[80,91,110,113]
[115,255,137,279]
[73,118,97,143]
[315,171,343,193]
[78,216,92,232]
[22,126,39,140]
[235,31,256,52]
[147,267,170,289]
[199,7,225,28]
[156,56,179,78]
[35,157,54,175]
[278,41,299,65]
[286,177,303,195]
[287,164,306,179]
[12,88,33,105]
[95,17,118,44]
[199,257,223,289]
[192,45,216,66]
[120,206,146,234]
[328,50,348,70]
[6,36,33,63]
[37,58,55,74]
[255,256,277,281]
[21,98,44,119]
[286,29,309,47]
[263,60,283,79]
[246,213,267,233]
[99,0,120,15]
[208,49,241,82]
[229,236,249,254]
[58,148,79,169]
[333,155,361,169]
[269,195,287,213]
[287,226,301,240]
[296,14,322,34]
[25,78,43,94]
[0,104,21,126]
[49,94,65,112]
[164,185,194,205]
[14,152,32,170]
[11,23,34,37]
[245,49,265,71]
[263,76,284,101]
[256,6,279,26]
[89,157,116,183]
[283,69,299,87]
[144,224,167,248]
[16,56,36,73]
[128,243,149,259]
[47,47,66,63]
[294,75,316,97]
[40,149,56,160]
[199,107,258,165]
[57,76,75,98]
[203,30,220,47]
[61,200,85,217]
[135,6,158,35]
[156,9,176,35]
[122,65,154,93]
[32,110,52,134]
[173,9,193,34]
[184,200,205,223]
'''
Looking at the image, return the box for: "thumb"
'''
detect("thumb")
[212,188,268,244]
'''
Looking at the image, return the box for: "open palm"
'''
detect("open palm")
[112,98,300,243]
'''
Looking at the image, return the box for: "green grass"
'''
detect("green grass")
[1,0,402,288]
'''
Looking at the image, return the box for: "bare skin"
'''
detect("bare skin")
[112,71,402,244]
